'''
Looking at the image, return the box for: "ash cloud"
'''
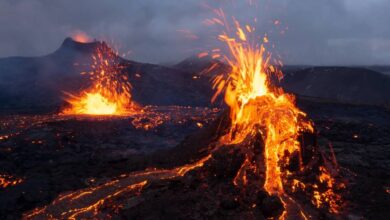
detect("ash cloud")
[0,0,389,65]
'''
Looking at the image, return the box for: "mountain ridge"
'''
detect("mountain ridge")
[1,38,390,113]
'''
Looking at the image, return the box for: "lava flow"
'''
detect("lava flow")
[62,42,137,115]
[23,155,212,219]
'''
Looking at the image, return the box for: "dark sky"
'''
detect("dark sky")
[0,0,389,65]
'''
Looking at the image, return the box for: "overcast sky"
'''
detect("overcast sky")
[0,0,389,65]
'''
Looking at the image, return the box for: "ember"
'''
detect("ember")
[0,174,23,189]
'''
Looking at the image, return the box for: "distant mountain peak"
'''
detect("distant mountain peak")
[55,37,110,56]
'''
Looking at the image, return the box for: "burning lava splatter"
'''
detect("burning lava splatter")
[0,174,23,189]
[62,42,137,116]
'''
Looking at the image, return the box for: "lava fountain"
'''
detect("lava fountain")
[62,42,137,115]
[208,9,342,218]
[212,16,313,196]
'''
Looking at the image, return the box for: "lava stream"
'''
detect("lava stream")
[23,155,212,219]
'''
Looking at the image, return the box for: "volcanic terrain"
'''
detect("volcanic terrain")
[0,39,389,219]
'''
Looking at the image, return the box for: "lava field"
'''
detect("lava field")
[0,100,389,219]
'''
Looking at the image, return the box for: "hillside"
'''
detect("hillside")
[1,40,390,113]
[281,67,390,106]
[0,38,214,113]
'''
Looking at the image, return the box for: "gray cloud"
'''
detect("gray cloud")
[0,0,389,65]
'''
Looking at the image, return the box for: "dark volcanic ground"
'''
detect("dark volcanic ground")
[0,106,220,219]
[0,99,389,219]
[300,98,390,220]
[0,38,389,220]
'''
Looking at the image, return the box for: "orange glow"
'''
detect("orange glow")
[72,31,92,43]
[62,92,118,115]
[62,43,137,115]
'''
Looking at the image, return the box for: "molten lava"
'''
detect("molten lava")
[63,92,118,115]
[62,43,136,115]
[23,155,212,219]
[0,174,23,189]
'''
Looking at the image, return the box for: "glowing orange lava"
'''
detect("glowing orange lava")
[0,174,23,189]
[23,155,213,219]
[62,42,137,115]
[63,92,119,115]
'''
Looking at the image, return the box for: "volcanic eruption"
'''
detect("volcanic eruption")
[23,6,346,220]
[61,40,137,116]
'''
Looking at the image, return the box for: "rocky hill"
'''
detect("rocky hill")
[281,67,390,106]
[0,38,215,113]
[1,39,390,113]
